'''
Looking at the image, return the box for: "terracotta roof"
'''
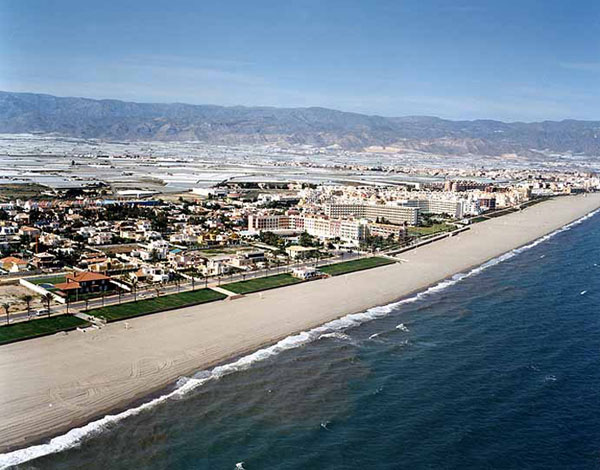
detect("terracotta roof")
[54,281,81,291]
[67,271,110,282]
[85,257,108,264]
[0,256,28,265]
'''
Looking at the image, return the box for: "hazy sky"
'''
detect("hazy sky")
[1,0,599,121]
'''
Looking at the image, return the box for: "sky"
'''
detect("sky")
[1,0,599,121]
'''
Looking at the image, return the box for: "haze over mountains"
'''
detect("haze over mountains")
[1,91,599,157]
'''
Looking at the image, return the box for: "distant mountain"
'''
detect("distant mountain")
[1,91,600,156]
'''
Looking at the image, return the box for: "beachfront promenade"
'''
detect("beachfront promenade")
[1,194,600,453]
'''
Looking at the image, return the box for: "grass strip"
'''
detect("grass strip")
[0,315,89,345]
[87,288,226,322]
[319,257,395,276]
[222,273,303,294]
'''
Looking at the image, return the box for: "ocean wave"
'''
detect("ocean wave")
[1,207,598,469]
[318,332,353,342]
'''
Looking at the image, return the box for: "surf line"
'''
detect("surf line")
[1,207,598,469]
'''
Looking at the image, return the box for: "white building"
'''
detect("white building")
[325,203,419,225]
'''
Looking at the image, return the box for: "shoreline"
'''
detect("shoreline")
[1,194,600,461]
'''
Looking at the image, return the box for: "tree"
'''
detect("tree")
[299,231,317,247]
[2,303,10,325]
[22,294,33,319]
[259,231,283,247]
[43,293,52,318]
[131,278,138,302]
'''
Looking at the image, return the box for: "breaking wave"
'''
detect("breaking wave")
[1,207,598,469]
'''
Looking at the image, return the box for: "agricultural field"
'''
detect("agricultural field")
[0,183,49,202]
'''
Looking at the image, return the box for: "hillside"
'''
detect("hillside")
[1,91,599,156]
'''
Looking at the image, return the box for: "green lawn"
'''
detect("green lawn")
[29,275,66,286]
[319,257,396,276]
[407,223,454,237]
[222,273,303,294]
[87,288,227,322]
[0,315,89,345]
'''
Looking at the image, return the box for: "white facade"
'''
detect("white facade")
[325,203,419,225]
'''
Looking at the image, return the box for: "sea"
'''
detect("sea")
[4,209,600,470]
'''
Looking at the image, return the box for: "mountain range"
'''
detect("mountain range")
[1,91,599,157]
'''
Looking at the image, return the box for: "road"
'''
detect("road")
[1,251,364,324]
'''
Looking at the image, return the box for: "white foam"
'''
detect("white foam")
[396,323,410,332]
[318,332,352,341]
[1,207,598,469]
[320,421,331,431]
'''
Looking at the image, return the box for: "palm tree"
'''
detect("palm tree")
[84,298,89,312]
[43,293,52,318]
[132,278,138,302]
[191,275,196,291]
[2,302,10,325]
[154,286,161,298]
[22,294,33,319]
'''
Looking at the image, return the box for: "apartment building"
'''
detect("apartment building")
[248,214,290,231]
[247,213,365,243]
[325,203,419,225]
[366,222,405,240]
[402,199,465,218]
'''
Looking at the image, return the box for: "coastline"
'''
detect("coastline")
[1,194,600,460]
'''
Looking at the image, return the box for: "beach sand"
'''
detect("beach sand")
[1,194,599,453]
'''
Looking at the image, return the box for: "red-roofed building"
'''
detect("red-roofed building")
[64,271,111,294]
[54,281,81,292]
[0,256,29,273]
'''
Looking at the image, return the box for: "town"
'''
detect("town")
[0,162,598,342]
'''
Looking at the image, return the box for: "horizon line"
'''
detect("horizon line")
[1,89,597,125]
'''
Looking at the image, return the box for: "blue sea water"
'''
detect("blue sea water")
[9,211,600,470]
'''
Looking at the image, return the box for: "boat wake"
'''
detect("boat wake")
[0,207,597,469]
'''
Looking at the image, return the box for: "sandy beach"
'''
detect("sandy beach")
[1,193,600,454]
